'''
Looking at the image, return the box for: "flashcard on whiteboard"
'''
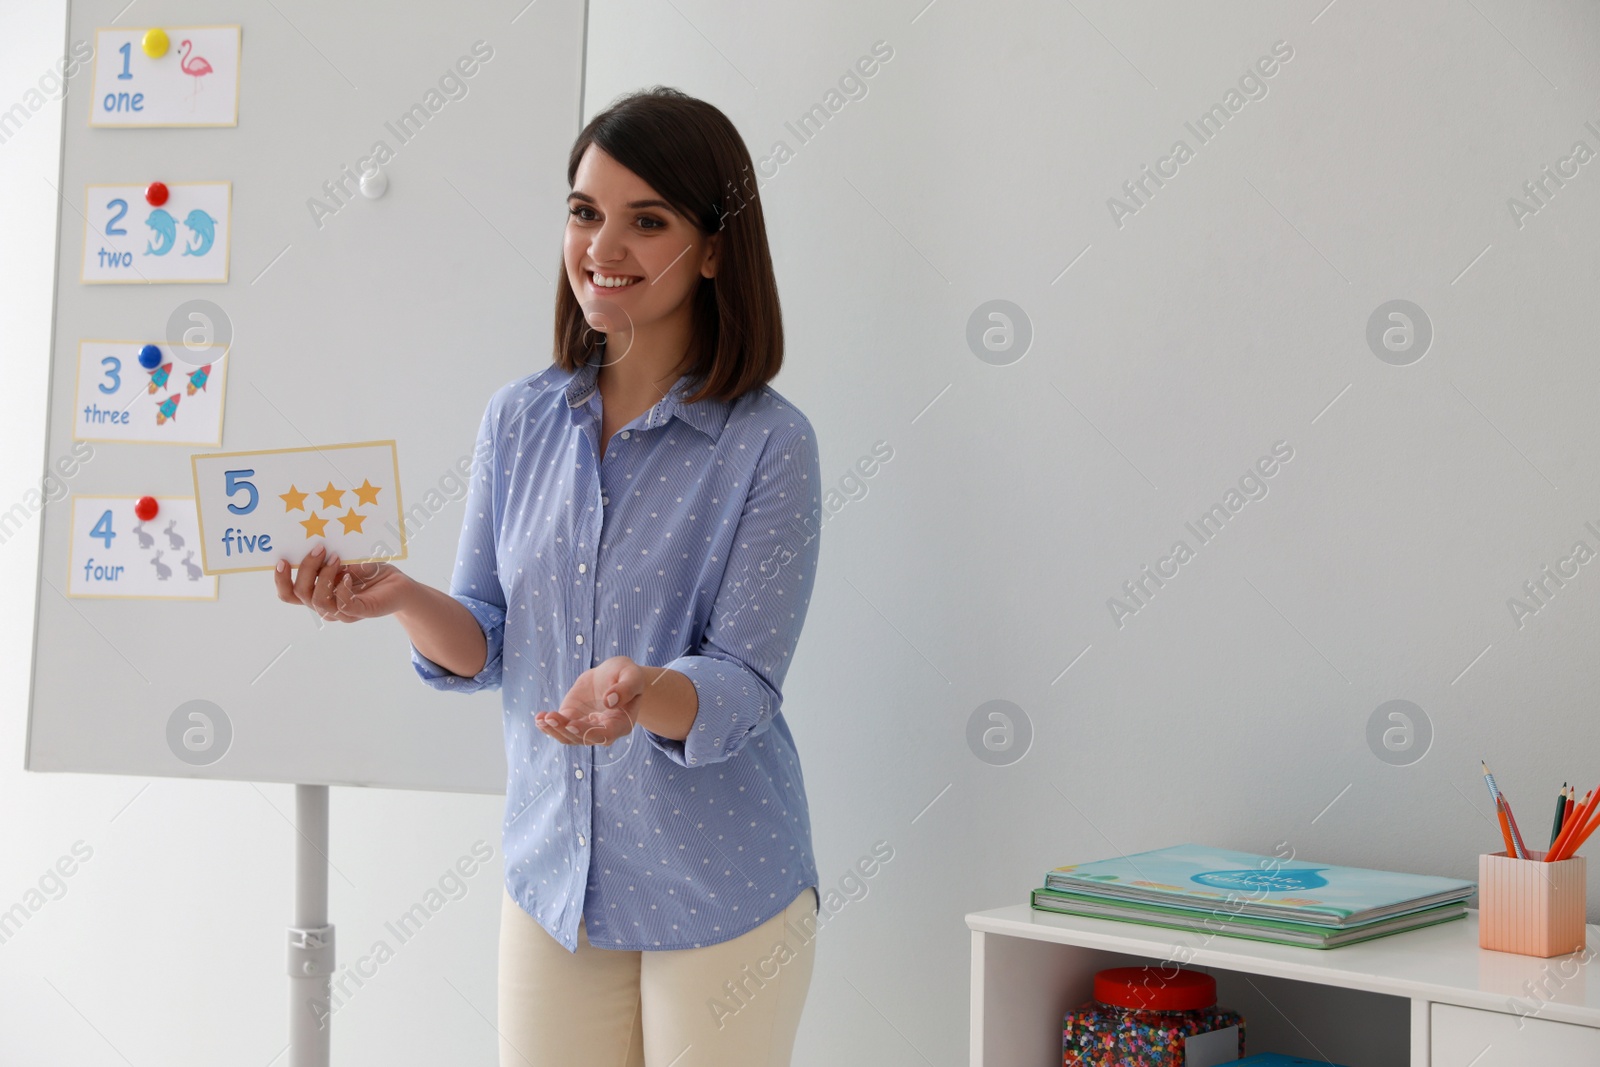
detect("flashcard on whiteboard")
[81,182,230,284]
[190,442,408,575]
[89,26,241,127]
[69,496,217,600]
[74,341,228,446]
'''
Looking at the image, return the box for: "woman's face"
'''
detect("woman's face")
[564,144,719,353]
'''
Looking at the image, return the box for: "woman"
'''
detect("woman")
[275,86,824,1066]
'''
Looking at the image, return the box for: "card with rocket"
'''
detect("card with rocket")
[73,341,228,446]
[190,442,407,575]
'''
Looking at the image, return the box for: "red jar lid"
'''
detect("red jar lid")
[1094,966,1216,1011]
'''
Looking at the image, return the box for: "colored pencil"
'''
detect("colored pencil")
[1503,797,1530,859]
[1480,761,1502,803]
[1549,787,1599,861]
[1563,807,1600,860]
[1496,797,1516,857]
[1550,782,1569,849]
[1552,792,1600,862]
[1556,809,1600,862]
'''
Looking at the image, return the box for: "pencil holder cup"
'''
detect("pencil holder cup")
[1478,851,1586,958]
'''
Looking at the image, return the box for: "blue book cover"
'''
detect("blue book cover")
[1045,843,1475,926]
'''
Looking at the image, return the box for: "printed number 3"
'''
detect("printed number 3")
[98,356,121,394]
[224,469,258,515]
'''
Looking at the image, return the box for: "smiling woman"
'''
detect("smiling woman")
[273,86,824,1067]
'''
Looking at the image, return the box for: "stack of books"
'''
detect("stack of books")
[1032,844,1474,949]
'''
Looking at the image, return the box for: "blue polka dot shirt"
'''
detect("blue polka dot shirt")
[412,348,822,952]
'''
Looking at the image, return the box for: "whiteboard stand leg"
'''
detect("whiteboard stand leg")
[288,784,335,1067]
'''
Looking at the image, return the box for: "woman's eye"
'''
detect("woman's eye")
[567,206,666,230]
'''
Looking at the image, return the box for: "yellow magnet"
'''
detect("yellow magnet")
[142,28,169,58]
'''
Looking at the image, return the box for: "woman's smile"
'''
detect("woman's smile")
[588,267,643,291]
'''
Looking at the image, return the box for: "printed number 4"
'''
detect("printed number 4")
[224,469,258,515]
[91,509,115,548]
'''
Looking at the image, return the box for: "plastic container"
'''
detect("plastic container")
[1062,966,1245,1066]
[1479,850,1586,957]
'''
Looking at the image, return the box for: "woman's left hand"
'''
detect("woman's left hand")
[535,656,648,747]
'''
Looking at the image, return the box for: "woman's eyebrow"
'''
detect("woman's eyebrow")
[567,190,677,212]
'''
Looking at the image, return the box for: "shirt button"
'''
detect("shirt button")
[578,563,587,574]
[620,431,630,439]
[575,634,584,645]
[574,768,583,779]
[602,497,610,506]
[578,833,586,846]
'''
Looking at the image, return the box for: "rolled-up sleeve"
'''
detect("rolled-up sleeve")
[645,421,822,767]
[412,398,506,694]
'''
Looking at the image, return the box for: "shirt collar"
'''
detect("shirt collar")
[565,345,732,442]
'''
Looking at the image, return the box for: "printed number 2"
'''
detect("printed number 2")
[91,509,115,548]
[98,356,121,394]
[105,199,128,236]
[224,469,258,515]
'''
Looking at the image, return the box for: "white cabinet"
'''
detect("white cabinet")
[1431,1004,1600,1065]
[967,906,1600,1067]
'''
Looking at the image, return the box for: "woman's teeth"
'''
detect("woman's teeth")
[591,271,640,288]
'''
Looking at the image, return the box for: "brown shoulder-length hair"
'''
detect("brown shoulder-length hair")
[553,86,781,405]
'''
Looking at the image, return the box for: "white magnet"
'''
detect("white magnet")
[360,170,388,200]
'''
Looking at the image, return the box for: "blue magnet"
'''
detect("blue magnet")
[138,344,162,369]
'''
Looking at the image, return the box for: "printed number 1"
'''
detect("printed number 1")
[118,42,132,80]
[91,509,115,548]
[224,469,258,515]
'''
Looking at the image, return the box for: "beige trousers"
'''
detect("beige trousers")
[497,885,820,1067]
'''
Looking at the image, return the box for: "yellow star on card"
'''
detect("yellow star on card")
[352,479,382,507]
[336,508,367,534]
[315,482,344,509]
[279,484,308,512]
[300,511,329,538]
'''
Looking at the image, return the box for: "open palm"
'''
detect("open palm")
[536,663,638,747]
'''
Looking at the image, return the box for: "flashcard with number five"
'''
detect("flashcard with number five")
[190,441,407,575]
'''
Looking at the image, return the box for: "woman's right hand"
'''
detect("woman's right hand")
[274,545,411,623]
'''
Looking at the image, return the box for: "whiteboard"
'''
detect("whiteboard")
[27,0,588,791]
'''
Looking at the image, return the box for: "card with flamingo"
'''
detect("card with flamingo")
[73,340,229,446]
[81,182,231,284]
[89,26,240,127]
[190,442,408,575]
[68,496,217,600]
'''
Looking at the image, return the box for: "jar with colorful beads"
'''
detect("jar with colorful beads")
[1062,965,1245,1066]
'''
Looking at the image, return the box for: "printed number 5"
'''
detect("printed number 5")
[224,469,258,515]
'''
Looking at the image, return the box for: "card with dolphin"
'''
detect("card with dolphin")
[81,181,231,283]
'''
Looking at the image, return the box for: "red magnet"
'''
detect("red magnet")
[134,496,159,522]
[145,182,169,207]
